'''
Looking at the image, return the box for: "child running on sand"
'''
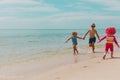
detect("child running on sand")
[65,32,83,56]
[83,23,100,53]
[98,27,119,60]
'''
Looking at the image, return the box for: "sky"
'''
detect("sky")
[0,0,120,29]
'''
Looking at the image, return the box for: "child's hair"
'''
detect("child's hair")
[72,32,77,35]
[106,27,116,35]
[91,23,95,27]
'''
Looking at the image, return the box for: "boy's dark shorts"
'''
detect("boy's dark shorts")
[89,37,96,44]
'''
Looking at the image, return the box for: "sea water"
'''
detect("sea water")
[0,29,119,66]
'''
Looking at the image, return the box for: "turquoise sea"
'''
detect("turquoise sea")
[0,29,120,65]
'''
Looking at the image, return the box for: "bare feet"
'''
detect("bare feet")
[93,51,95,53]
[103,55,106,60]
[111,56,114,59]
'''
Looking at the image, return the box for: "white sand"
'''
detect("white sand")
[27,54,120,80]
[0,46,120,80]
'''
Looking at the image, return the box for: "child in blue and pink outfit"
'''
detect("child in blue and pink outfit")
[99,27,119,59]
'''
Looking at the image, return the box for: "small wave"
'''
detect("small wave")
[28,40,40,43]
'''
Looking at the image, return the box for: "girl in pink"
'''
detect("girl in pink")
[99,27,119,59]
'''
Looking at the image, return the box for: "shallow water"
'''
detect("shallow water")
[0,29,119,66]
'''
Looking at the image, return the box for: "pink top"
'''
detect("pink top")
[100,35,118,45]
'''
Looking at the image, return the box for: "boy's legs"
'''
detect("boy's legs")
[91,42,95,53]
[89,38,92,47]
[89,37,96,53]
[110,44,114,58]
[89,43,92,47]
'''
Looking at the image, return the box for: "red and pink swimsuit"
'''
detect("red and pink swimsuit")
[100,35,118,52]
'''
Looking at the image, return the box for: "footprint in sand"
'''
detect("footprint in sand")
[83,66,88,68]
[89,54,96,59]
[55,76,61,80]
[97,61,101,63]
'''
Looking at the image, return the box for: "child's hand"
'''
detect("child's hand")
[118,45,120,48]
[97,41,100,43]
[83,37,85,40]
[98,38,100,41]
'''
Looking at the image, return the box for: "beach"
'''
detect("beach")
[30,55,120,80]
[0,0,120,79]
[0,44,120,80]
[0,29,120,80]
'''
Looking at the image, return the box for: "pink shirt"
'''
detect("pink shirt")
[100,35,118,45]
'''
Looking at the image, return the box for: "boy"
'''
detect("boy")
[83,23,100,53]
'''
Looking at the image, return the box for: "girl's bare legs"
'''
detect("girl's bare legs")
[73,44,78,62]
[73,44,78,55]
[103,51,107,60]
[73,45,75,56]
[111,51,114,58]
[103,55,106,60]
[75,48,78,55]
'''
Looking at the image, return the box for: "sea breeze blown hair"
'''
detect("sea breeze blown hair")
[106,27,116,35]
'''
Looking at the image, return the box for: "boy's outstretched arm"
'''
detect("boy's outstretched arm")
[65,37,72,43]
[95,30,100,40]
[83,30,89,39]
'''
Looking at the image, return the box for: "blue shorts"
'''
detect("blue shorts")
[89,37,96,44]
